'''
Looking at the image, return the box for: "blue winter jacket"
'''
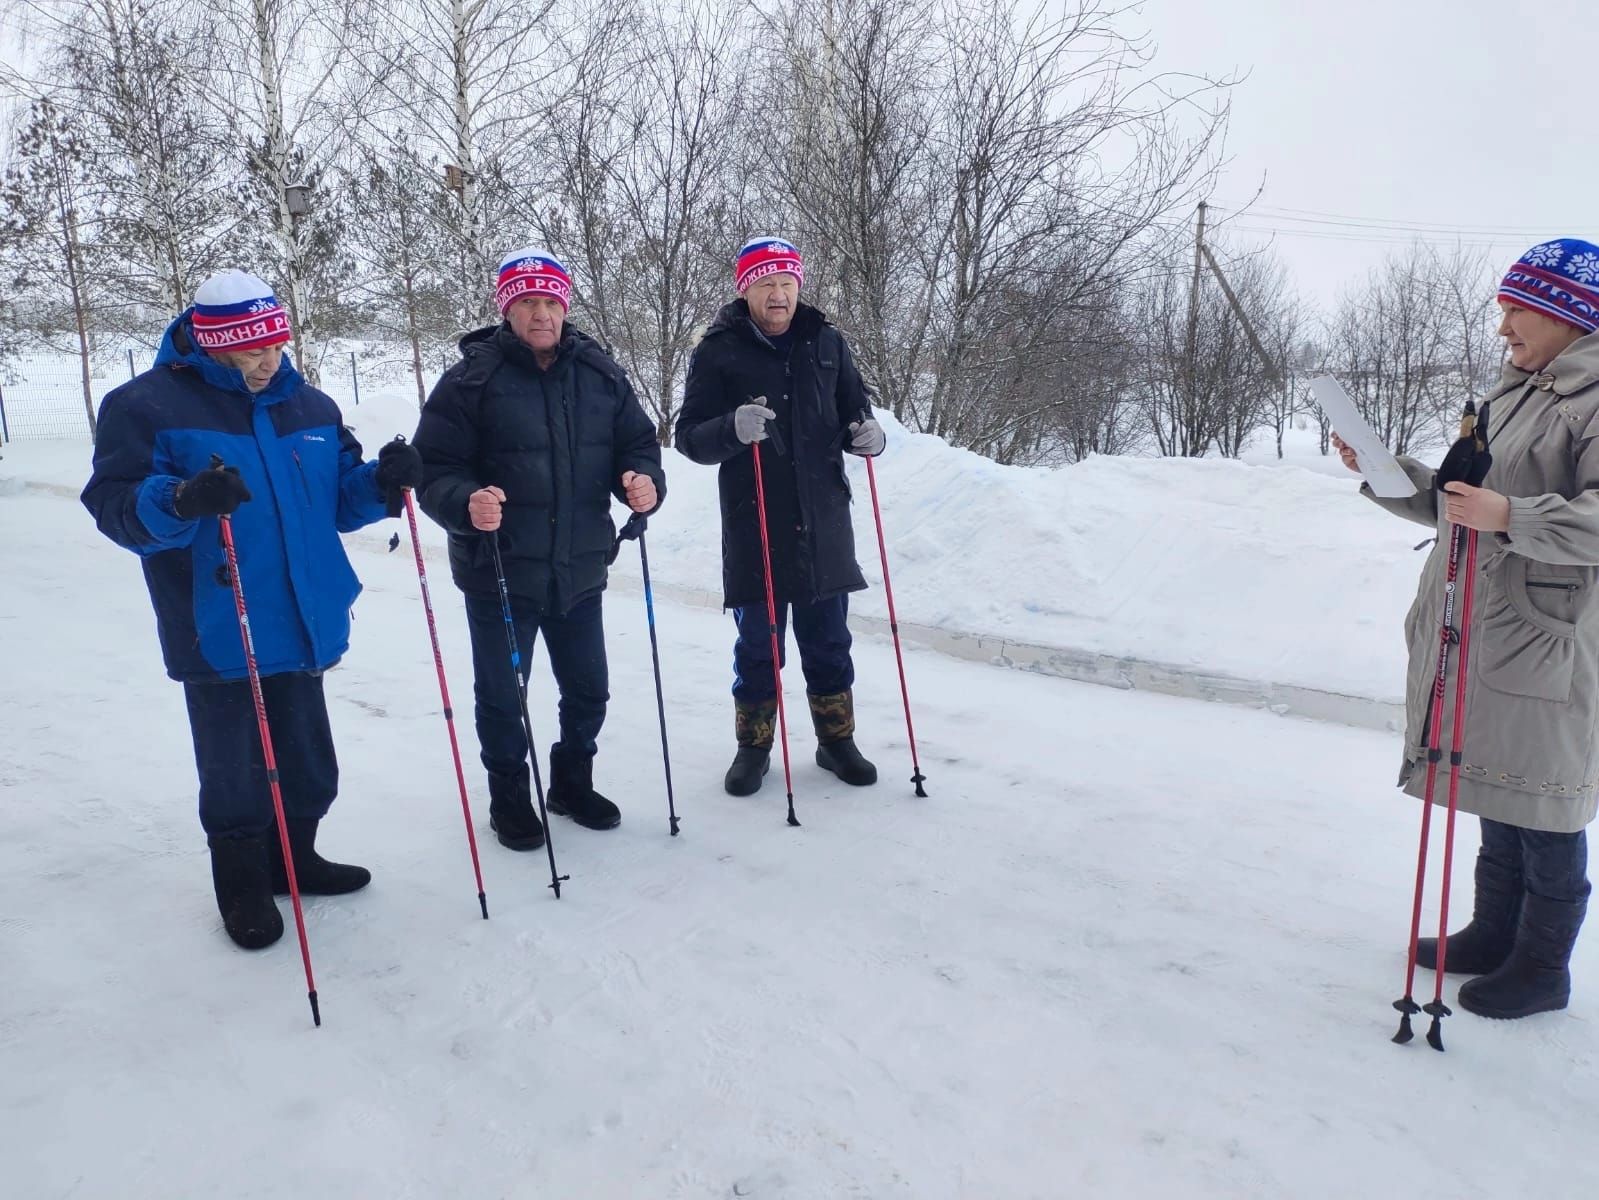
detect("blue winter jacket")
[81,313,390,682]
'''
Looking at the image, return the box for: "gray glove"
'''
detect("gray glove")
[735,401,777,445]
[847,417,886,457]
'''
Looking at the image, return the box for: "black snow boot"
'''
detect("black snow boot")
[810,690,877,787]
[1417,849,1523,974]
[488,766,546,851]
[1458,893,1587,1020]
[269,819,371,895]
[546,744,621,830]
[208,833,284,950]
[725,699,775,796]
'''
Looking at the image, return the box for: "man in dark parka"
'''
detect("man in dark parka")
[676,237,885,795]
[414,248,665,847]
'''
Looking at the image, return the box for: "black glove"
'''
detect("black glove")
[375,437,424,516]
[172,464,251,520]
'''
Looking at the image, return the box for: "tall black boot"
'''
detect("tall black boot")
[1417,849,1523,974]
[725,700,775,797]
[1458,893,1588,1020]
[269,819,371,895]
[547,744,621,830]
[810,689,877,787]
[488,766,545,851]
[208,832,284,950]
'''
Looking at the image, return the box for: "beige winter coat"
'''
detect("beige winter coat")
[1367,332,1599,833]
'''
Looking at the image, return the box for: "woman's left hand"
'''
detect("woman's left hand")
[1442,481,1512,533]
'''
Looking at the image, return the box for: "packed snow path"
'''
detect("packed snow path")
[3,481,1597,1199]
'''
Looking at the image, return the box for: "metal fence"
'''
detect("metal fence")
[0,348,149,442]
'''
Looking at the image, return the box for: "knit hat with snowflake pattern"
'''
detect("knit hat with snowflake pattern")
[735,237,804,294]
[190,270,293,352]
[1498,239,1599,334]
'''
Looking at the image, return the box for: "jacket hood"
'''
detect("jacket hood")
[154,310,302,405]
[705,299,826,345]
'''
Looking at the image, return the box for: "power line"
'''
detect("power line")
[1221,223,1525,249]
[1211,202,1571,238]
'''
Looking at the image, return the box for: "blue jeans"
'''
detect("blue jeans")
[732,594,854,704]
[184,671,337,838]
[1481,817,1592,904]
[464,591,610,775]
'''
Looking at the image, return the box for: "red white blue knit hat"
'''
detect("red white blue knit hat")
[1498,239,1599,334]
[190,270,292,352]
[496,247,572,314]
[736,237,804,294]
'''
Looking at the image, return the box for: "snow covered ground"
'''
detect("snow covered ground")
[3,419,1598,1198]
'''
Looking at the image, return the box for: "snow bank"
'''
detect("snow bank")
[4,386,1427,712]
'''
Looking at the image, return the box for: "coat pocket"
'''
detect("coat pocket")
[1478,558,1577,702]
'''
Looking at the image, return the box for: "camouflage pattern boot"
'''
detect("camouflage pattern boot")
[810,690,877,786]
[726,699,776,796]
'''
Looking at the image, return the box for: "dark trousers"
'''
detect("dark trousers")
[464,591,609,776]
[732,594,854,705]
[1480,817,1592,904]
[183,671,338,839]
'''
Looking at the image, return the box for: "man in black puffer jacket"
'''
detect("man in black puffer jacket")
[676,237,886,796]
[413,248,665,846]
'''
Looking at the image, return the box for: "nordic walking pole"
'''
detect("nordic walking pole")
[1419,401,1494,1051]
[862,445,927,797]
[613,512,679,835]
[1424,526,1482,1051]
[1393,399,1491,1048]
[212,458,319,1027]
[753,425,800,827]
[488,530,568,898]
[1392,520,1461,1045]
[401,484,488,918]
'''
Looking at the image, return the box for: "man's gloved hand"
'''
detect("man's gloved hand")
[173,463,252,520]
[735,400,777,445]
[846,417,886,457]
[376,437,424,515]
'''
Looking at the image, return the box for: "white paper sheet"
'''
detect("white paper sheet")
[1306,376,1418,499]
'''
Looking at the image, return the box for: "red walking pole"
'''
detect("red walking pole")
[1393,399,1490,1051]
[863,454,927,797]
[1424,526,1481,1050]
[1393,521,1463,1045]
[403,488,489,919]
[752,433,800,828]
[216,503,320,1027]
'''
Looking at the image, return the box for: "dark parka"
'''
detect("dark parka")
[413,322,665,613]
[675,300,870,608]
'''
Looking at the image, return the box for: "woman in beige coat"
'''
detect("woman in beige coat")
[1336,237,1599,1021]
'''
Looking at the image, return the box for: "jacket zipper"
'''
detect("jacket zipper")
[291,449,313,507]
[1526,580,1579,593]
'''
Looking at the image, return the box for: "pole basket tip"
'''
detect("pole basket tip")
[786,798,801,828]
[478,893,489,920]
[1391,995,1420,1044]
[549,874,570,899]
[912,772,928,798]
[309,991,322,1028]
[670,817,681,837]
[1423,1000,1452,1052]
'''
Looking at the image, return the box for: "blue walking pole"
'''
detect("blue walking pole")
[488,530,568,898]
[614,512,680,836]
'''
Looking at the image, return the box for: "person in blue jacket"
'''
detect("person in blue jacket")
[81,270,422,950]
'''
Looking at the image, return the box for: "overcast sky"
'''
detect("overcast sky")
[1135,0,1596,305]
[2,0,1592,309]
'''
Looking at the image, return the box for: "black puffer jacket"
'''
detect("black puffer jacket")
[675,300,869,608]
[414,322,665,613]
